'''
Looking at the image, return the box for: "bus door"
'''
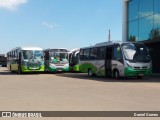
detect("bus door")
[112,44,124,76]
[44,51,49,71]
[18,52,22,67]
[15,52,21,72]
[105,46,113,76]
[68,52,72,66]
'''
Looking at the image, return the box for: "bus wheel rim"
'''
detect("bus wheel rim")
[89,70,92,76]
[115,71,119,79]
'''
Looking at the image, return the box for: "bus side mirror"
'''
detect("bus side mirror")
[117,58,123,63]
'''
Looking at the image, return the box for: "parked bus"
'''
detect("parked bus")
[79,41,152,79]
[68,48,80,72]
[44,48,69,72]
[7,47,44,74]
[0,54,7,67]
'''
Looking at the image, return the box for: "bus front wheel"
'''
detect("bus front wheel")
[113,70,120,79]
[88,69,94,77]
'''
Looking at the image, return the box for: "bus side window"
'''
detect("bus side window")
[97,47,105,60]
[83,49,90,60]
[80,50,84,60]
[90,48,97,60]
[113,45,123,61]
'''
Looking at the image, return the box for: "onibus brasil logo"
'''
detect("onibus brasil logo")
[1,112,42,118]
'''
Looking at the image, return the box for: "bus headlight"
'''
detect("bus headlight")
[50,64,56,68]
[126,61,132,68]
[148,62,152,68]
[64,64,69,68]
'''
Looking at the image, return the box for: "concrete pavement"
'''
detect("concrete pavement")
[0,67,160,120]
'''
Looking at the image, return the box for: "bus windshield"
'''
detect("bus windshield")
[122,43,151,63]
[70,51,79,66]
[22,50,43,60]
[34,50,43,60]
[50,52,68,63]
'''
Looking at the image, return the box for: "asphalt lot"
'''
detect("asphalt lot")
[0,67,160,120]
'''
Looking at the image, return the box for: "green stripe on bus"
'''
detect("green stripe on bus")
[124,67,152,77]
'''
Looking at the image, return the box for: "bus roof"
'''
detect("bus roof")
[80,41,140,49]
[69,48,80,53]
[8,46,43,52]
[44,48,69,52]
[21,47,43,50]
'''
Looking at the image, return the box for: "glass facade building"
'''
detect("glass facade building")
[128,0,160,42]
[123,0,160,73]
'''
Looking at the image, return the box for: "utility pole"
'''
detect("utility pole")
[108,29,111,42]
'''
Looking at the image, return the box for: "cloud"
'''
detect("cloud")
[0,0,27,11]
[42,22,58,29]
[139,12,153,18]
[153,14,160,25]
[139,11,160,25]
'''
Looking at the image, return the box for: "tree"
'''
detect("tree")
[129,35,136,42]
[148,28,160,40]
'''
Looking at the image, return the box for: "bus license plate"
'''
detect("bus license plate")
[57,68,62,71]
[139,74,144,76]
[32,68,37,70]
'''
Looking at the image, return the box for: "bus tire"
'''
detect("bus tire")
[137,76,143,79]
[88,69,94,77]
[113,70,120,79]
[18,66,22,74]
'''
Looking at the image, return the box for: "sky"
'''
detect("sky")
[0,0,122,54]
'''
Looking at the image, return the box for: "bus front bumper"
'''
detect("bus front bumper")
[124,67,152,77]
[22,65,45,72]
[49,67,69,72]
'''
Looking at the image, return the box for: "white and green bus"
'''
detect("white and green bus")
[68,48,80,72]
[7,47,44,74]
[44,48,69,72]
[0,54,7,67]
[79,41,152,79]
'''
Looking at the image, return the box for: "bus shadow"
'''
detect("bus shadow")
[0,72,18,75]
[0,70,66,75]
[0,67,70,75]
[0,71,46,75]
[55,73,160,83]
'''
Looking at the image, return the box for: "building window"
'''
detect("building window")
[139,16,153,41]
[154,0,160,14]
[151,13,160,39]
[128,0,139,21]
[154,13,160,29]
[127,0,157,42]
[128,20,138,42]
[139,0,153,18]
